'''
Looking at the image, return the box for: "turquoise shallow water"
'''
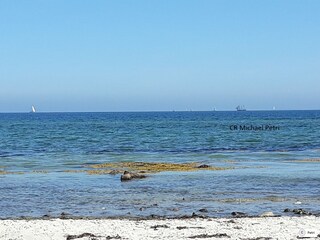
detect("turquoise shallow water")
[0,111,320,218]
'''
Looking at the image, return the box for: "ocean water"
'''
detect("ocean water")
[0,111,320,218]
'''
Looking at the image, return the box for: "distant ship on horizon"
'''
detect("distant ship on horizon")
[236,105,246,111]
[31,105,36,113]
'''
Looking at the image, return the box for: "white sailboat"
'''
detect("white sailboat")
[31,105,36,113]
[236,105,246,111]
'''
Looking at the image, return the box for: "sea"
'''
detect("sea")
[0,111,320,218]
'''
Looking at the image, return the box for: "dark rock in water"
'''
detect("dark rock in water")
[139,207,145,211]
[197,164,210,168]
[120,171,146,181]
[199,208,208,213]
[283,208,312,215]
[231,211,246,217]
[292,208,311,215]
[42,214,50,218]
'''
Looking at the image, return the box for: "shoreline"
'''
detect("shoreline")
[1,216,319,240]
[1,209,318,221]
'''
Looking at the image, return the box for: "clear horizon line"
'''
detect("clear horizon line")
[1,109,320,114]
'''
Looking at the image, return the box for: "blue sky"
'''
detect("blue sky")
[0,0,319,112]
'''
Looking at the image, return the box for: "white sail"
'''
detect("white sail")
[31,106,36,113]
[236,105,246,111]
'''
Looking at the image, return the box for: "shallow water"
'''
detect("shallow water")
[0,111,320,218]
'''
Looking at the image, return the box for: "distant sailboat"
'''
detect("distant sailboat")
[31,105,36,113]
[236,105,246,111]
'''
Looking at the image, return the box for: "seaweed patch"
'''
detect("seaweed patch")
[88,161,231,173]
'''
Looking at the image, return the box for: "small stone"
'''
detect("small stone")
[284,208,291,212]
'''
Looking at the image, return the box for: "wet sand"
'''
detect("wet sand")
[0,216,319,240]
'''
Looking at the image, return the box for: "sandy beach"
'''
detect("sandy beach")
[0,216,319,240]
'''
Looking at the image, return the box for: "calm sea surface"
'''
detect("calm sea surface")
[0,111,320,218]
